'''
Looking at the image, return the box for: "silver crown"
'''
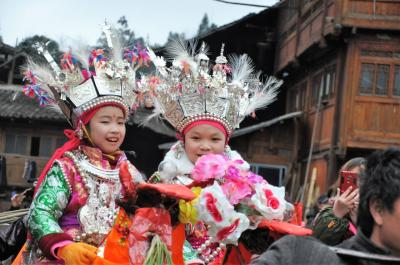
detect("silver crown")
[23,23,146,127]
[142,40,282,136]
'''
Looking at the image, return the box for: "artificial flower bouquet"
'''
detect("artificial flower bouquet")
[179,153,289,245]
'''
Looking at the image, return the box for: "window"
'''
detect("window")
[376,64,389,95]
[250,164,286,187]
[312,73,323,105]
[30,137,40,156]
[288,81,306,112]
[5,134,28,155]
[393,65,400,97]
[311,65,336,106]
[56,137,66,148]
[3,133,62,157]
[358,49,400,98]
[359,63,399,97]
[39,137,53,157]
[359,63,375,95]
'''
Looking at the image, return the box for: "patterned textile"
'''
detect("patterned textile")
[29,164,71,240]
[25,145,136,264]
[312,206,354,246]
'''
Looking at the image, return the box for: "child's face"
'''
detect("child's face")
[88,106,126,153]
[184,123,226,164]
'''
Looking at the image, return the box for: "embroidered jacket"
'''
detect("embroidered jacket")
[27,145,142,264]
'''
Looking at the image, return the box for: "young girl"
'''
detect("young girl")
[14,27,194,265]
[143,41,310,264]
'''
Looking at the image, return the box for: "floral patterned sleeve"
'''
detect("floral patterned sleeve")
[28,163,71,240]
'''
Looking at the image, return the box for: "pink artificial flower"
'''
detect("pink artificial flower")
[221,177,253,205]
[192,154,227,182]
[247,172,265,185]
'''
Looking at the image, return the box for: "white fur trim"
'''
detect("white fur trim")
[158,141,250,183]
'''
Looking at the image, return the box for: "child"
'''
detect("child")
[15,26,194,265]
[142,41,310,265]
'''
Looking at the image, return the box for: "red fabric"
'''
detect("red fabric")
[182,120,228,139]
[137,183,196,201]
[258,220,312,236]
[38,233,74,259]
[171,223,186,265]
[119,162,138,201]
[224,243,252,265]
[128,208,172,264]
[290,202,303,225]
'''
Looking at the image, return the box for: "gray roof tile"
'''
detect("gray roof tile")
[0,85,64,122]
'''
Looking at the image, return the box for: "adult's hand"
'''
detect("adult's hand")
[57,242,98,265]
[11,192,26,209]
[332,188,359,218]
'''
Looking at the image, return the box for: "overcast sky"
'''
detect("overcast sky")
[0,0,278,48]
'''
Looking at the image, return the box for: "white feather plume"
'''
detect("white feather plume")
[229,54,255,83]
[142,97,163,125]
[165,38,198,76]
[244,76,282,116]
[21,58,63,113]
[146,47,168,77]
[133,106,175,137]
[71,43,91,70]
[24,58,58,89]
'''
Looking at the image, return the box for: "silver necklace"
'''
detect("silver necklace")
[65,151,121,246]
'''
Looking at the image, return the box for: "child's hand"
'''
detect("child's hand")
[57,242,98,265]
[333,187,359,218]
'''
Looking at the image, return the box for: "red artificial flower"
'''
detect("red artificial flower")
[268,196,280,210]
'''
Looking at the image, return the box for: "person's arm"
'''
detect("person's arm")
[312,206,349,245]
[250,235,295,265]
[0,215,28,261]
[251,235,343,265]
[28,163,72,259]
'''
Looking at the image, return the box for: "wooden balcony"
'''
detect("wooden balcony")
[339,0,400,30]
[276,0,400,72]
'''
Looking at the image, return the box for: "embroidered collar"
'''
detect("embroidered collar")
[79,145,125,169]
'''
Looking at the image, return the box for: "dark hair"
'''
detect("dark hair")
[357,147,400,237]
[339,157,366,173]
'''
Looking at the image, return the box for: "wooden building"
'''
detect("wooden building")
[192,0,400,201]
[275,0,400,200]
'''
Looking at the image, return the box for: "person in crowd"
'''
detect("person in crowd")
[0,216,28,264]
[312,157,365,245]
[306,190,335,227]
[251,147,400,265]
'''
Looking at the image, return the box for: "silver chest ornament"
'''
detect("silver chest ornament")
[65,151,121,246]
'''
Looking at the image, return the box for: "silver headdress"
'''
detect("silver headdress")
[22,23,148,127]
[142,40,282,136]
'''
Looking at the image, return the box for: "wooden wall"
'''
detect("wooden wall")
[341,35,400,151]
[230,121,296,167]
[0,123,65,187]
[276,0,400,72]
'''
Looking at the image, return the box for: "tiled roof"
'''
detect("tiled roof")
[0,85,65,122]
